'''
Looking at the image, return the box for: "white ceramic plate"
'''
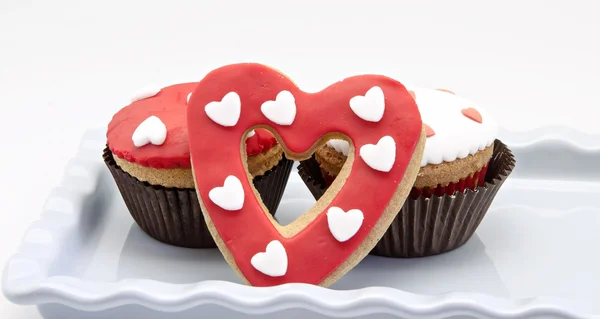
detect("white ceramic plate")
[3,127,600,319]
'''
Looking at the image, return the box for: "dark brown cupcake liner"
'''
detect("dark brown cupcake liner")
[103,147,293,248]
[297,139,515,258]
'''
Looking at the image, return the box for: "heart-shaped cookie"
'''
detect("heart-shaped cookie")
[187,63,425,287]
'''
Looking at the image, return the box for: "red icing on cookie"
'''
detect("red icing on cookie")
[187,63,423,286]
[461,107,483,124]
[107,83,277,168]
[424,123,435,137]
[436,88,455,95]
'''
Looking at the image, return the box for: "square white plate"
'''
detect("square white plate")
[3,127,600,319]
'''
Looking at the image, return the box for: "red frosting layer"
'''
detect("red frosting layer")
[106,83,277,168]
[320,164,490,199]
[187,63,422,286]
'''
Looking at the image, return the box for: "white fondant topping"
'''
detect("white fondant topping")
[247,130,256,137]
[250,240,288,277]
[411,88,498,166]
[205,92,241,127]
[187,92,192,104]
[326,207,364,242]
[131,85,161,102]
[359,136,396,172]
[208,175,244,211]
[349,86,385,122]
[326,139,350,156]
[261,90,296,125]
[131,116,167,147]
[326,88,499,167]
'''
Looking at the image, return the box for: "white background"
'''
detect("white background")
[1,0,599,317]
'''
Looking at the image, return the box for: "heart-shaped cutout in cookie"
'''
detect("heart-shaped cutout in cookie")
[187,63,425,287]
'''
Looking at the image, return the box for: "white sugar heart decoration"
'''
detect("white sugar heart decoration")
[131,116,167,147]
[131,84,161,102]
[261,90,296,125]
[359,135,396,172]
[326,207,364,242]
[250,240,288,277]
[208,175,244,211]
[187,92,192,104]
[349,86,385,122]
[205,92,241,127]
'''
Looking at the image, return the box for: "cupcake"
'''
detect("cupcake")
[104,83,293,248]
[298,87,515,257]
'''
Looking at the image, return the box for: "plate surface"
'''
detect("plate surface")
[3,127,600,319]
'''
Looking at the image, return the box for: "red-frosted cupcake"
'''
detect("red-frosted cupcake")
[298,87,514,257]
[104,83,293,248]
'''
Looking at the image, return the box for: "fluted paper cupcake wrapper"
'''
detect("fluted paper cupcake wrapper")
[104,147,293,248]
[297,139,515,258]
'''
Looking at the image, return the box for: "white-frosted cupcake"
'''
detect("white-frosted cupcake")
[298,88,514,257]
[315,88,498,196]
